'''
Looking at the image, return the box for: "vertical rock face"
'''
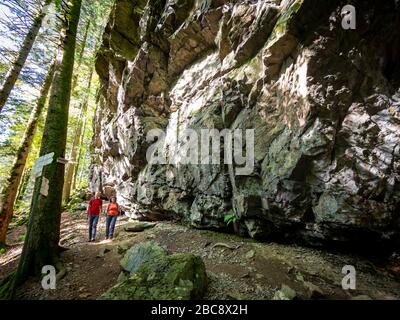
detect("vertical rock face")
[92,0,400,248]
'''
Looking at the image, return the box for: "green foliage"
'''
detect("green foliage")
[14,215,28,227]
[66,201,86,213]
[0,0,56,192]
[0,61,8,80]
[64,189,87,213]
[224,214,238,226]
[18,234,25,242]
[271,0,303,39]
[0,0,114,202]
[75,179,89,191]
[12,197,31,228]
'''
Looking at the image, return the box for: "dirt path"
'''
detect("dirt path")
[1,208,399,300]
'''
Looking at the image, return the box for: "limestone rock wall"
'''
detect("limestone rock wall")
[92,0,400,247]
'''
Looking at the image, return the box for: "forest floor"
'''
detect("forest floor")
[1,204,400,300]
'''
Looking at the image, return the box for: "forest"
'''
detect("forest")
[0,0,399,304]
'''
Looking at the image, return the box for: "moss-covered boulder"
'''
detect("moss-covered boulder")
[101,242,207,300]
[120,241,166,275]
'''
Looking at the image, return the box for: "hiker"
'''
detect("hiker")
[86,191,95,205]
[87,192,102,242]
[105,196,121,240]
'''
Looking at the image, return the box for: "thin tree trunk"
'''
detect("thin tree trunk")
[16,167,31,203]
[71,20,91,92]
[62,68,93,202]
[71,115,86,191]
[13,0,82,289]
[0,0,52,113]
[0,60,56,248]
[61,20,91,202]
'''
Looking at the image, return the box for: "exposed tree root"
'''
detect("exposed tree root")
[0,271,15,300]
[55,261,67,281]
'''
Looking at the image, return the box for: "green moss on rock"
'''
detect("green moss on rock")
[120,241,166,274]
[101,242,207,300]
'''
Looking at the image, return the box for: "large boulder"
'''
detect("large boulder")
[91,0,400,249]
[101,242,207,300]
[120,241,165,275]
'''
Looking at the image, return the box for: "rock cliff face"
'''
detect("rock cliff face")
[91,0,400,248]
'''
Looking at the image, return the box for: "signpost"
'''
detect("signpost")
[31,153,69,197]
[40,177,49,196]
[31,152,55,178]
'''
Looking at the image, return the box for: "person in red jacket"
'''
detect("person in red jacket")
[87,192,102,242]
[105,196,120,240]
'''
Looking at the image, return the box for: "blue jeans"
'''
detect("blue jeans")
[88,215,99,240]
[106,216,117,238]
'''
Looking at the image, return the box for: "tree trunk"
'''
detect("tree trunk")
[0,0,52,113]
[62,68,93,202]
[71,115,87,191]
[71,20,91,92]
[16,167,31,204]
[13,0,82,289]
[61,20,91,203]
[0,60,56,248]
